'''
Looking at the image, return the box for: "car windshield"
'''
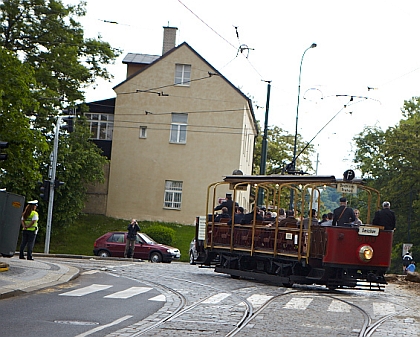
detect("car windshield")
[138,233,156,244]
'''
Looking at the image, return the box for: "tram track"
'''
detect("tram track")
[120,273,257,336]
[52,258,419,337]
[322,293,409,337]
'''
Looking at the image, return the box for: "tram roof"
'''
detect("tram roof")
[223,175,366,185]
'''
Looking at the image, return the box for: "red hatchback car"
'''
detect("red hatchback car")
[93,232,180,263]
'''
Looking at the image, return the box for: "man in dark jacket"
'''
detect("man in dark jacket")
[124,218,140,258]
[227,206,245,225]
[214,193,234,216]
[372,201,396,230]
[332,197,356,226]
[241,207,264,224]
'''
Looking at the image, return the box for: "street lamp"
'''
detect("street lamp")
[289,43,317,209]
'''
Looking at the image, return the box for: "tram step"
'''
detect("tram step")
[306,268,325,279]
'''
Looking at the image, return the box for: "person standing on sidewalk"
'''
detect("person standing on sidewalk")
[124,219,140,258]
[19,200,39,260]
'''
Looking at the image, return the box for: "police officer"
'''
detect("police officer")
[19,200,39,260]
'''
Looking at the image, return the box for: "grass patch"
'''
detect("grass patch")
[33,214,195,262]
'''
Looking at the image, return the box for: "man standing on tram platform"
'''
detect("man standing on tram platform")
[332,197,356,226]
[372,201,396,230]
[214,193,238,216]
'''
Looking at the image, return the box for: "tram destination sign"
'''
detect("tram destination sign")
[337,183,357,194]
[358,226,380,236]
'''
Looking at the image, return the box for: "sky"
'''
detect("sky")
[72,0,420,177]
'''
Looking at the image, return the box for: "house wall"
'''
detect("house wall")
[84,162,110,214]
[106,44,257,224]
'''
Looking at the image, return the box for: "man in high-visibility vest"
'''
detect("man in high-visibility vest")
[19,200,39,260]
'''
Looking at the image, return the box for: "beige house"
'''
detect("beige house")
[87,27,258,224]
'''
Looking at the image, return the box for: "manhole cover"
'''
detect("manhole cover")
[54,320,99,326]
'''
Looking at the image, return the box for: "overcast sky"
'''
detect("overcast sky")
[73,0,420,176]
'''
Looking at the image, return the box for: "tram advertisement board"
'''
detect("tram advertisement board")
[337,183,357,194]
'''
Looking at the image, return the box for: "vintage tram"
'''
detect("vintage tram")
[192,172,393,291]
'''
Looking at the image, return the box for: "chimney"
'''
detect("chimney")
[162,26,178,55]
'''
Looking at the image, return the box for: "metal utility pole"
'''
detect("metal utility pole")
[257,81,271,207]
[44,117,62,254]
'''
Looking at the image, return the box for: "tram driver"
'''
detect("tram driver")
[332,197,356,226]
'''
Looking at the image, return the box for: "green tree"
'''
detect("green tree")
[0,48,49,194]
[354,97,420,262]
[253,124,314,175]
[0,0,119,228]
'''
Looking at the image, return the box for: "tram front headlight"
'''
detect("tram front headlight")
[358,245,374,262]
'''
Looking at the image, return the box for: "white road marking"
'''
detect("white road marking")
[203,293,231,304]
[59,284,112,297]
[74,315,132,337]
[328,300,351,312]
[283,297,313,310]
[244,294,273,308]
[81,270,100,275]
[104,286,152,299]
[373,302,396,316]
[149,294,166,302]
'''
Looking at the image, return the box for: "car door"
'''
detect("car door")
[133,234,149,259]
[105,233,126,257]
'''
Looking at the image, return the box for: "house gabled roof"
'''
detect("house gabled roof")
[114,42,259,134]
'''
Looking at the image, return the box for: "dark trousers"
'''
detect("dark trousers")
[19,230,37,260]
[124,239,136,258]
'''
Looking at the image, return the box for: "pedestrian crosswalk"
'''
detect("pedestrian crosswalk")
[59,284,164,301]
[58,285,397,317]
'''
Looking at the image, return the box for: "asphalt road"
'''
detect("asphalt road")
[1,258,420,337]
[0,268,164,337]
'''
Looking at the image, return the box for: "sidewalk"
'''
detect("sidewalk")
[0,254,80,299]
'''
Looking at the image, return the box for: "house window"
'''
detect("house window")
[170,113,187,144]
[139,126,147,138]
[164,180,183,209]
[85,113,114,140]
[175,64,191,86]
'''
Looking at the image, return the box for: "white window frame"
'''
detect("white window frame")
[175,64,191,86]
[164,180,183,209]
[170,113,187,144]
[85,113,114,140]
[139,126,147,139]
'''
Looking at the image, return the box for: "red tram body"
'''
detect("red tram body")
[193,173,393,291]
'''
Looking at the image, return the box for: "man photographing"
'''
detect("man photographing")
[124,218,140,258]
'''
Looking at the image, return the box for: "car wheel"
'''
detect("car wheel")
[189,251,196,265]
[98,250,110,257]
[150,252,162,263]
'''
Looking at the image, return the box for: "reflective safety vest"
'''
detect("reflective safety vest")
[24,210,39,231]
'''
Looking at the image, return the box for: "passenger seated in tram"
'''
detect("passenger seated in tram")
[321,212,333,226]
[298,209,319,229]
[278,210,298,227]
[241,206,264,224]
[319,213,328,224]
[214,207,231,222]
[227,206,245,225]
[352,209,363,226]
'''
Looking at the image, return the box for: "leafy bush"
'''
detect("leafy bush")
[143,225,175,245]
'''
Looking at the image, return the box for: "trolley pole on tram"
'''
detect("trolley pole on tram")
[289,43,317,210]
[257,81,271,207]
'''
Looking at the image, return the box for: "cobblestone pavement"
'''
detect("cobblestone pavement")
[51,258,420,337]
